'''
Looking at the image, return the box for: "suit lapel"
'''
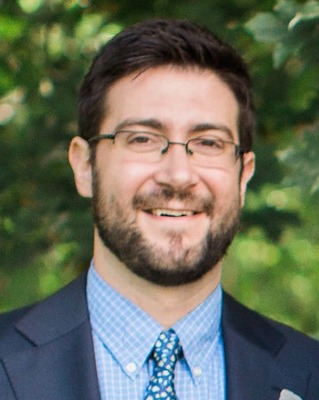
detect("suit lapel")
[222,293,310,400]
[2,275,101,400]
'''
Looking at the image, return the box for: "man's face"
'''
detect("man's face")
[80,66,254,286]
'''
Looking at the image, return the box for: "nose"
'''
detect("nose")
[153,143,200,190]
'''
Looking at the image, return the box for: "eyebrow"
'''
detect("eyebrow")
[113,118,235,141]
[188,123,234,141]
[114,118,164,132]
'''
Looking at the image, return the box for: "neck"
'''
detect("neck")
[93,233,222,328]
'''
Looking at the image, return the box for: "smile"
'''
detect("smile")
[145,209,197,217]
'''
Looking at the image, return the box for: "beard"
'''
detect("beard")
[92,168,241,287]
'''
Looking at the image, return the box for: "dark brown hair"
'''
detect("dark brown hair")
[78,19,255,152]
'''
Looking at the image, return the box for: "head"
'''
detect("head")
[78,19,255,153]
[70,19,255,287]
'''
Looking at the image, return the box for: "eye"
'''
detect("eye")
[126,131,154,144]
[197,138,223,149]
[194,137,224,148]
[189,137,227,156]
[119,130,163,152]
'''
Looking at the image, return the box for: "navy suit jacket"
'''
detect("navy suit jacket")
[0,274,319,399]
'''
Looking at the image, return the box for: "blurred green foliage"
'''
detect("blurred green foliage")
[0,0,319,336]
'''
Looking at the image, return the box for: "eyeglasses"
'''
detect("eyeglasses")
[88,130,243,168]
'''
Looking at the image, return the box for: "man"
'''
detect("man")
[0,19,318,400]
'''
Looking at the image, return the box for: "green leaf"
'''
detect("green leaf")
[288,0,319,29]
[0,16,26,40]
[280,125,319,194]
[274,0,299,20]
[246,12,288,42]
[273,42,291,67]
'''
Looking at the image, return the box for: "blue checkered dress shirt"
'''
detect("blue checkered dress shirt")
[87,263,226,399]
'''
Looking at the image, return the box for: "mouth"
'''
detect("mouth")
[144,209,198,217]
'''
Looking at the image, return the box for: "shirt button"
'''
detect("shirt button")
[126,362,137,374]
[193,366,203,377]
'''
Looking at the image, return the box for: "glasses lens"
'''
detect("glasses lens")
[188,137,237,167]
[115,131,166,161]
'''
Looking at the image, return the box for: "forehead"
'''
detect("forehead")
[102,66,240,142]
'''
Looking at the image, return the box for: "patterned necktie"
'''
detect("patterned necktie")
[145,329,182,400]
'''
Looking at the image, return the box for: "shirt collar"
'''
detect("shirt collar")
[87,262,222,379]
[172,283,222,376]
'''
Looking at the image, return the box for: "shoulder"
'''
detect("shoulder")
[0,306,31,328]
[0,305,35,355]
[222,291,319,355]
[0,274,88,356]
[222,292,319,398]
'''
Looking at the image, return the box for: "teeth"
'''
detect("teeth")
[150,209,194,217]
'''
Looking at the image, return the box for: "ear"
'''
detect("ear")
[239,151,255,207]
[68,136,93,198]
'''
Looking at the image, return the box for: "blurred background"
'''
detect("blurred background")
[1,0,319,336]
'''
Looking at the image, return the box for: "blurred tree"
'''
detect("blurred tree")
[223,0,319,336]
[0,0,319,336]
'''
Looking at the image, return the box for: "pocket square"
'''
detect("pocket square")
[279,389,303,400]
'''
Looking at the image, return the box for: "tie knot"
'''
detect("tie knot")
[153,329,182,369]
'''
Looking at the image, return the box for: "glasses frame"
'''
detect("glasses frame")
[88,130,244,163]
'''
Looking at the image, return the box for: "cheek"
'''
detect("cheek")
[98,158,154,200]
[203,170,239,200]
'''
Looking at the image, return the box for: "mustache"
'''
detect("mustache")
[132,187,214,214]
